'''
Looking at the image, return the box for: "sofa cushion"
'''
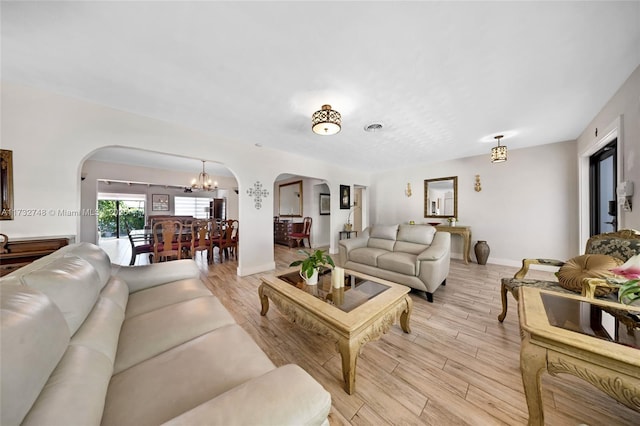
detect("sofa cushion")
[22,345,113,426]
[378,252,418,276]
[114,295,236,373]
[349,247,389,267]
[70,283,127,364]
[20,256,102,335]
[64,242,113,289]
[368,237,396,251]
[163,364,332,426]
[370,224,399,240]
[394,241,428,255]
[103,324,276,426]
[125,278,213,319]
[1,285,70,426]
[397,224,436,245]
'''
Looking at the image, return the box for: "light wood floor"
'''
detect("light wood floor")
[102,239,640,425]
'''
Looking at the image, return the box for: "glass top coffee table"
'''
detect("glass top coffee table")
[518,287,640,425]
[259,267,412,394]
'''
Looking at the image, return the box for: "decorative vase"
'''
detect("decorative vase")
[344,223,353,232]
[299,268,319,285]
[474,240,490,265]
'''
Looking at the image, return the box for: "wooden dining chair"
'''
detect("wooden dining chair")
[229,220,239,259]
[291,217,312,248]
[211,220,235,262]
[127,229,153,265]
[186,219,212,262]
[152,220,183,263]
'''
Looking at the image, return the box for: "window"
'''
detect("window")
[174,196,212,219]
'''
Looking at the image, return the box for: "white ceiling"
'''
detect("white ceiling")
[2,1,639,173]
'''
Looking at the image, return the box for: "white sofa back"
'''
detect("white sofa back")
[366,224,437,254]
[1,243,127,426]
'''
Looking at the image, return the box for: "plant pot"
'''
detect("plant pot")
[344,223,353,232]
[299,268,319,285]
[474,240,490,265]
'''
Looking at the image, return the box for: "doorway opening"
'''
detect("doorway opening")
[589,139,617,235]
[97,194,146,239]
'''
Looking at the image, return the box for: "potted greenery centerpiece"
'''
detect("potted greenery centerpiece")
[290,249,335,285]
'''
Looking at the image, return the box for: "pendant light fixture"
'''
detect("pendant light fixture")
[491,135,507,163]
[188,160,215,191]
[312,104,341,135]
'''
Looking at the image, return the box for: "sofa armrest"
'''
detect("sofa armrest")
[113,260,201,293]
[161,364,331,426]
[338,237,369,265]
[417,231,450,261]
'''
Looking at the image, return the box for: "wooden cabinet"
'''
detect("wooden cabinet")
[274,221,303,247]
[0,236,70,277]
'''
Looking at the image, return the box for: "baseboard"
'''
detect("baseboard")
[237,261,276,277]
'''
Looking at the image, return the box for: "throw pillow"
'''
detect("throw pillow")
[556,254,623,296]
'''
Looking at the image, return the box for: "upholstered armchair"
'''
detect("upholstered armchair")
[498,229,640,322]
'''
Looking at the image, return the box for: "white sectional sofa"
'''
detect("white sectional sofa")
[339,224,451,302]
[1,242,331,426]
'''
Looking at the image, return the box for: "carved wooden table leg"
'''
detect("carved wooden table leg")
[400,296,413,333]
[520,334,547,426]
[498,282,509,322]
[337,338,359,395]
[258,284,269,316]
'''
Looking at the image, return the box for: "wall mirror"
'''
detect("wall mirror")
[279,180,303,217]
[424,176,457,218]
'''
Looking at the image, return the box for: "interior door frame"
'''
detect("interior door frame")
[578,116,623,249]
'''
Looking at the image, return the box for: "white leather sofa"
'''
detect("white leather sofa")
[339,224,451,302]
[1,243,331,426]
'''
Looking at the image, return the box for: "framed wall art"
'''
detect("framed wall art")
[0,149,14,220]
[340,185,350,209]
[151,194,170,211]
[319,193,330,215]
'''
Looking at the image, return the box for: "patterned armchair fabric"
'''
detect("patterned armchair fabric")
[497,229,640,322]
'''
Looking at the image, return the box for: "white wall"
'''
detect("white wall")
[371,141,579,265]
[1,82,370,275]
[577,64,640,234]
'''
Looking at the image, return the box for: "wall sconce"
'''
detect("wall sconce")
[405,183,412,197]
[474,175,482,192]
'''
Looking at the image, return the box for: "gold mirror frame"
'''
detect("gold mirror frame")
[424,176,458,219]
[0,150,14,220]
[279,180,303,217]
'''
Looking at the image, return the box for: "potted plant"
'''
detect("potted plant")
[290,249,335,285]
[344,206,354,231]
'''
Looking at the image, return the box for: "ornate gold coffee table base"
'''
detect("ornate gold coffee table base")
[259,269,412,395]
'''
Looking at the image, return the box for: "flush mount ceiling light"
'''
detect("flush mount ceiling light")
[312,104,341,135]
[490,135,507,163]
[187,160,217,192]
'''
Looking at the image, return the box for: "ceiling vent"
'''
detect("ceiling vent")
[364,123,383,132]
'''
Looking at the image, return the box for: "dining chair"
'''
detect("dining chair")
[127,229,153,265]
[152,220,183,263]
[186,219,212,262]
[290,217,312,248]
[229,220,239,259]
[211,220,235,262]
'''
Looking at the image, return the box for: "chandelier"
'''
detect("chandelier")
[490,135,507,163]
[188,160,215,192]
[312,104,341,135]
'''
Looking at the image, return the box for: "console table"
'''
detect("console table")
[518,287,639,425]
[0,235,70,276]
[435,225,471,264]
